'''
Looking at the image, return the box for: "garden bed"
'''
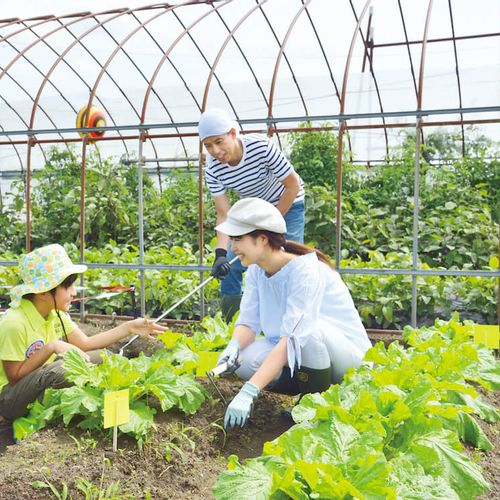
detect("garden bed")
[0,318,498,499]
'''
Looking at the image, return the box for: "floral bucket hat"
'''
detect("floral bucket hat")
[10,244,87,308]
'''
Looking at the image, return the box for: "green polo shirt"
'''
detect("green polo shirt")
[0,299,76,391]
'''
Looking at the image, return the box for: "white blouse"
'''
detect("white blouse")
[235,252,372,374]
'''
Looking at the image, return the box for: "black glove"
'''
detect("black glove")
[211,248,231,279]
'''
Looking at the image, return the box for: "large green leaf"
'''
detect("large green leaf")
[59,386,103,426]
[409,430,489,499]
[389,455,459,500]
[173,374,206,414]
[213,456,287,500]
[62,349,99,385]
[446,390,500,423]
[446,412,493,451]
[119,401,156,444]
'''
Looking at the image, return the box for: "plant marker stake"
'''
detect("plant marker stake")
[118,255,240,355]
[104,389,129,452]
[113,399,118,452]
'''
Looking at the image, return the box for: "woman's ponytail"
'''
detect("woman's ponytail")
[248,230,334,269]
[282,240,334,268]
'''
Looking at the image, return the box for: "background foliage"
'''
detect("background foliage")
[0,127,498,327]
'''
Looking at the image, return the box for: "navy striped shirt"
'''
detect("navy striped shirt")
[205,134,304,205]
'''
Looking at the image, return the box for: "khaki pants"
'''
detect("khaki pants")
[0,350,103,422]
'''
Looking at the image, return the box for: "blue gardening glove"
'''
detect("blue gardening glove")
[224,381,260,429]
[211,248,231,279]
[216,338,240,373]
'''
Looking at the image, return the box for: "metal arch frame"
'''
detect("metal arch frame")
[169,7,240,121]
[137,13,202,115]
[410,0,434,327]
[200,1,266,115]
[0,15,59,43]
[2,26,86,157]
[257,0,308,145]
[196,1,269,305]
[300,0,354,159]
[22,8,136,251]
[447,0,465,156]
[79,3,180,316]
[0,125,24,186]
[141,1,230,124]
[211,3,271,114]
[267,0,311,131]
[0,0,498,326]
[336,0,372,270]
[348,0,389,157]
[13,16,135,158]
[397,0,425,150]
[0,87,48,166]
[134,14,201,190]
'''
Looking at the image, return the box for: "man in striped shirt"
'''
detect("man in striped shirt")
[199,108,305,320]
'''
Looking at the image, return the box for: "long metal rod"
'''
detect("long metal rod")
[79,138,88,322]
[0,259,497,278]
[336,0,372,269]
[200,1,265,113]
[137,135,146,316]
[412,118,421,328]
[447,0,465,156]
[3,105,498,138]
[2,117,499,147]
[349,0,389,156]
[118,255,240,355]
[267,0,310,120]
[142,1,230,123]
[372,31,500,48]
[411,0,434,328]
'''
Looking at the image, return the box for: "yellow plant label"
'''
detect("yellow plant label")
[104,389,130,428]
[473,324,500,349]
[196,351,220,377]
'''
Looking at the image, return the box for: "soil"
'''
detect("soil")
[0,318,498,500]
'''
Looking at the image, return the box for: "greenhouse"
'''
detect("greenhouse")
[0,0,499,498]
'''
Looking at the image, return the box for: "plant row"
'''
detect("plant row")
[1,243,497,327]
[14,315,233,446]
[1,136,498,272]
[214,316,500,499]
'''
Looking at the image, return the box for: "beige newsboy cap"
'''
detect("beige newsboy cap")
[215,198,287,236]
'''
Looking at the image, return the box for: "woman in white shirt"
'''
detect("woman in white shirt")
[215,197,372,429]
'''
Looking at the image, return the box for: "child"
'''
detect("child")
[0,244,165,447]
[213,198,372,429]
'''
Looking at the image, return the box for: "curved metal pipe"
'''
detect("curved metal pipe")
[336,0,372,268]
[0,11,124,81]
[301,1,353,158]
[411,0,434,327]
[141,1,228,122]
[84,5,179,121]
[447,0,465,155]
[349,0,388,156]
[417,1,433,111]
[0,16,57,43]
[0,87,48,164]
[28,8,132,129]
[200,1,266,112]
[267,0,310,120]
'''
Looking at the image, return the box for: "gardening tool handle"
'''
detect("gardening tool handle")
[208,355,243,377]
[119,255,239,355]
[154,254,239,324]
